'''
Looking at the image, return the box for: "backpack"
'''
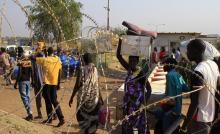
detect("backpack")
[77,64,99,112]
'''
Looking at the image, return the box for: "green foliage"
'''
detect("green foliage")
[26,0,82,43]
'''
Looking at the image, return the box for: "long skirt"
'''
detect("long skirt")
[76,103,101,134]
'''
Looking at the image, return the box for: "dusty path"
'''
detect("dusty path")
[0,76,124,134]
[0,72,189,134]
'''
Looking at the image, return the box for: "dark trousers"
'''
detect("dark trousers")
[187,120,211,134]
[42,84,64,121]
[34,87,42,116]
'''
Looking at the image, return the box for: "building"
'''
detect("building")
[154,32,201,53]
[0,37,31,47]
[154,32,220,54]
[198,34,220,49]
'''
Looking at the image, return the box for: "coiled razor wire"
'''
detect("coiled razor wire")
[3,2,220,133]
[0,1,103,134]
[30,0,66,42]
[108,63,220,133]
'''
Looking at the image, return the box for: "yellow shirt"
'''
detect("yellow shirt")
[36,56,61,85]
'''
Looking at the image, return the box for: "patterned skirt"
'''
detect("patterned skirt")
[76,101,101,134]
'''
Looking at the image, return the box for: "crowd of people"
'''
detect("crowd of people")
[0,38,220,134]
[117,38,220,134]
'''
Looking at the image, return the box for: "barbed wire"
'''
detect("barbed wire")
[57,0,78,37]
[3,2,220,134]
[0,1,104,133]
[108,63,220,133]
[0,9,17,42]
[0,42,219,134]
[0,84,44,118]
[109,86,204,133]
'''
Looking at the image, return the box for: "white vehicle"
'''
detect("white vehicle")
[6,45,33,56]
[21,46,33,56]
[6,45,16,52]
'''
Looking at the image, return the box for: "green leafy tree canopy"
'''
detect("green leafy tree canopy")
[26,0,82,43]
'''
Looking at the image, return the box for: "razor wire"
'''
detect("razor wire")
[3,1,219,133]
[0,0,108,133]
[108,63,220,133]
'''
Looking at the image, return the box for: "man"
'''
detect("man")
[14,47,33,121]
[31,42,45,119]
[36,47,65,127]
[181,39,219,134]
[0,47,11,85]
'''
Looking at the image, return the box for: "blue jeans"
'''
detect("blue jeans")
[18,81,32,115]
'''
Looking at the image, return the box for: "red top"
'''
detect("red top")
[159,51,166,60]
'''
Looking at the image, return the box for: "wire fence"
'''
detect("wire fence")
[1,1,220,134]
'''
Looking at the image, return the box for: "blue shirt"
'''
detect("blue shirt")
[165,69,188,114]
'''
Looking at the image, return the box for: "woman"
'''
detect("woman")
[69,53,103,134]
[117,39,151,134]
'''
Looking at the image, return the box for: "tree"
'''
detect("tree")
[26,0,82,43]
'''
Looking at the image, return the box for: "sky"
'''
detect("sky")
[1,0,220,37]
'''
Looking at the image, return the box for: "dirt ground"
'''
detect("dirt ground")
[0,67,190,134]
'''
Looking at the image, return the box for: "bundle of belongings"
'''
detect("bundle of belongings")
[18,57,32,68]
[120,21,157,57]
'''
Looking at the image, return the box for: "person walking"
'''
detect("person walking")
[14,47,33,121]
[31,42,45,119]
[36,47,65,127]
[69,53,103,134]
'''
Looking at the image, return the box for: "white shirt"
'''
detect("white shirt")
[175,50,181,62]
[194,60,219,122]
